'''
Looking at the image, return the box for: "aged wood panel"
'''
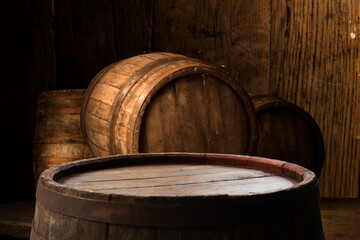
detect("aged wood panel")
[140,76,251,154]
[3,199,360,240]
[153,0,271,93]
[56,0,152,89]
[33,201,107,240]
[0,201,34,239]
[321,199,360,240]
[33,90,93,185]
[270,0,360,197]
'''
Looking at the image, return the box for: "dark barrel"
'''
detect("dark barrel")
[32,90,93,185]
[31,153,324,240]
[250,93,325,177]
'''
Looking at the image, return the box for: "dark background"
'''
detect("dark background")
[0,0,359,203]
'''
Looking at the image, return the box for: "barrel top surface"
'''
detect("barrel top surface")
[39,153,316,201]
[35,153,319,227]
[57,164,296,197]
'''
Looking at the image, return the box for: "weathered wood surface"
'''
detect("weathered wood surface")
[1,198,357,240]
[270,0,360,198]
[81,52,258,157]
[58,164,294,196]
[31,153,323,240]
[0,201,34,239]
[153,0,271,93]
[250,94,324,177]
[2,199,359,240]
[321,198,360,240]
[33,90,93,185]
[56,0,152,89]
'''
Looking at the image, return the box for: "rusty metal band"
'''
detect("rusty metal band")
[30,223,41,240]
[108,56,189,154]
[36,179,320,228]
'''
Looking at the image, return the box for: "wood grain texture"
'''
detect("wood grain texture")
[3,199,359,240]
[33,90,93,185]
[153,0,271,93]
[321,199,360,240]
[33,201,107,240]
[270,0,360,198]
[0,201,34,239]
[139,76,250,154]
[56,0,152,89]
[58,164,294,196]
[82,53,257,157]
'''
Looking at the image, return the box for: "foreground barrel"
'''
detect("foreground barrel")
[81,52,258,156]
[31,153,324,240]
[33,90,93,185]
[250,93,325,177]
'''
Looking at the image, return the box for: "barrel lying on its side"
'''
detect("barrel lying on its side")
[250,93,325,176]
[33,90,93,185]
[31,153,324,240]
[81,52,258,157]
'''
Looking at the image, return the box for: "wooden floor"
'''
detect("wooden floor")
[0,201,34,239]
[321,198,360,240]
[0,199,359,239]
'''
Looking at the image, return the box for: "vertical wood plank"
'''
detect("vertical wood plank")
[270,0,360,197]
[34,202,107,240]
[138,74,250,154]
[56,0,118,89]
[153,0,271,93]
[159,82,185,152]
[56,0,153,89]
[112,0,153,58]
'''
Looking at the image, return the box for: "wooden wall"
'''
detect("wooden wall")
[152,0,360,197]
[1,0,358,202]
[270,0,360,197]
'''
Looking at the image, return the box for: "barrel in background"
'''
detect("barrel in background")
[33,90,93,185]
[81,52,258,157]
[31,153,324,240]
[250,93,325,177]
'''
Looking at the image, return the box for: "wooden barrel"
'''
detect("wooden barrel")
[249,93,325,177]
[33,90,93,185]
[81,52,258,157]
[31,153,324,240]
